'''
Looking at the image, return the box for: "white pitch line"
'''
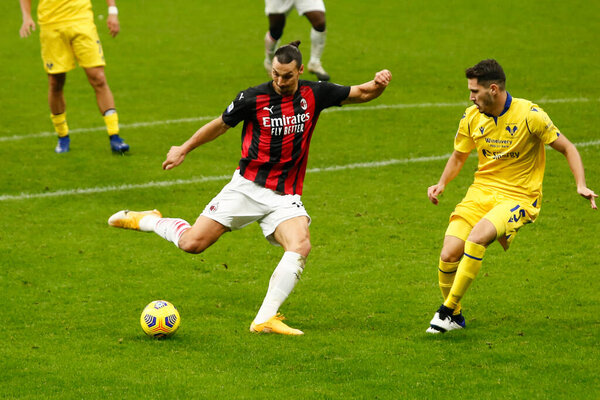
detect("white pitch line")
[1,97,598,143]
[0,115,221,143]
[2,140,599,202]
[0,154,452,202]
[0,175,231,202]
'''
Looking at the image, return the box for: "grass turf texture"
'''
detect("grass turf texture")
[1,0,599,398]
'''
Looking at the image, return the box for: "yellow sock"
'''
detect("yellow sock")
[444,241,486,310]
[103,111,119,135]
[50,112,69,137]
[438,259,461,315]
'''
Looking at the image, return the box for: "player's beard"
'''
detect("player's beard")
[475,93,494,114]
[276,83,294,96]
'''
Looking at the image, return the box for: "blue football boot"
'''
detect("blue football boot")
[55,136,70,153]
[109,134,130,153]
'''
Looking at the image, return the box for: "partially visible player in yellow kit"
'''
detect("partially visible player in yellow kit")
[19,0,129,153]
[426,59,597,334]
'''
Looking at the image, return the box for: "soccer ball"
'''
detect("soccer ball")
[140,300,181,338]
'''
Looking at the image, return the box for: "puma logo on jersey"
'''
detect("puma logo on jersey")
[263,106,275,114]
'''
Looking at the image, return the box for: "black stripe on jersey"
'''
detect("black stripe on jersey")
[291,144,310,194]
[276,91,312,193]
[254,98,281,186]
[239,96,260,177]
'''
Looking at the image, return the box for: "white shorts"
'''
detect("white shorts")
[201,170,311,245]
[265,0,326,16]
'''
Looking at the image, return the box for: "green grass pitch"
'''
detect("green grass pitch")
[1,0,599,398]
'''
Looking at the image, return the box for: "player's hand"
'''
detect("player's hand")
[19,16,36,38]
[107,15,120,37]
[577,186,598,209]
[427,183,445,205]
[162,146,186,170]
[374,70,392,87]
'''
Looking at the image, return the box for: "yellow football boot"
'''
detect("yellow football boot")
[250,314,304,336]
[108,209,162,230]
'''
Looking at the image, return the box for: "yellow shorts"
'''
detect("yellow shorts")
[445,185,540,248]
[40,22,105,74]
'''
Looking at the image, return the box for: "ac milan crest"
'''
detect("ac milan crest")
[300,98,308,110]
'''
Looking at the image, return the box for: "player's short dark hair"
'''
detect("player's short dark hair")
[465,59,506,89]
[274,41,303,68]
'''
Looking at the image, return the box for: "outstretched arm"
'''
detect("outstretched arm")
[105,0,120,37]
[427,150,470,205]
[19,0,36,38]
[341,69,392,105]
[162,116,230,170]
[549,134,597,209]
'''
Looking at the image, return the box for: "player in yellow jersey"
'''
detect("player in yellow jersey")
[426,59,597,333]
[19,0,129,153]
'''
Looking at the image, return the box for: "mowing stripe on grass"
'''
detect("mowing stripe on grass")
[2,140,599,202]
[1,97,598,143]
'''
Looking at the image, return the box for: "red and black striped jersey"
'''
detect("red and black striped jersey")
[221,80,350,195]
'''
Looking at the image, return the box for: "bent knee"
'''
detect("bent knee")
[440,235,465,262]
[440,249,462,263]
[177,236,209,254]
[87,72,108,89]
[305,11,326,31]
[312,22,326,32]
[289,239,311,257]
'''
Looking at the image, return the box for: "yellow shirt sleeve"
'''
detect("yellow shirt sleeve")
[526,105,561,145]
[454,112,476,153]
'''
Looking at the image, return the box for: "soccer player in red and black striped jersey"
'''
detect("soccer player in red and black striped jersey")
[108,41,392,335]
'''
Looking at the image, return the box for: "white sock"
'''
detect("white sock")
[151,218,191,248]
[139,215,160,232]
[254,251,306,324]
[265,31,279,61]
[309,28,326,64]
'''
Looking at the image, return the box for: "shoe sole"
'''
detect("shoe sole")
[426,326,443,334]
[426,323,464,334]
[249,323,303,335]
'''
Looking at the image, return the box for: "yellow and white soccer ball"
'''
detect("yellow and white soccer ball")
[140,300,181,338]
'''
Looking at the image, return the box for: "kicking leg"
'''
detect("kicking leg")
[176,215,229,254]
[108,210,228,254]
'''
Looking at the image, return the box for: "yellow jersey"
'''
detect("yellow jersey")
[37,0,94,27]
[454,93,561,203]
